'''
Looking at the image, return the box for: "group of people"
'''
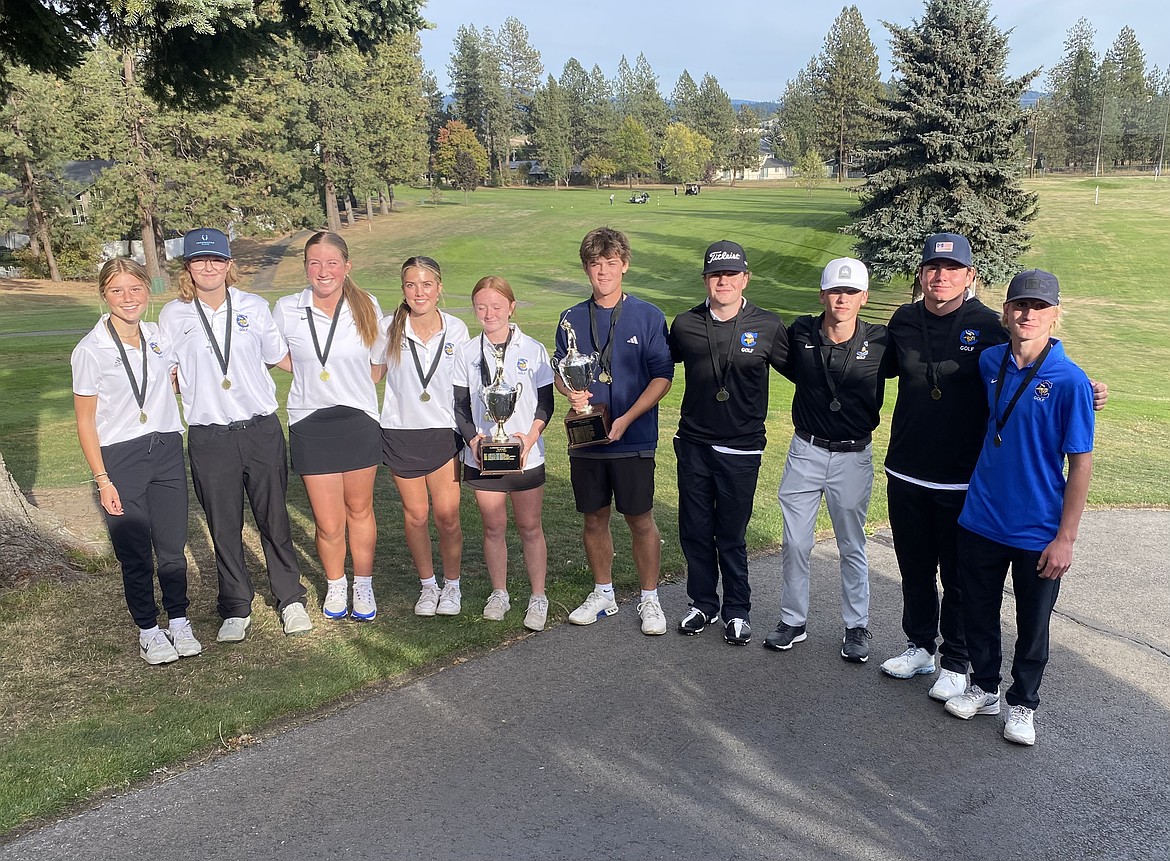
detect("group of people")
[72,224,1099,747]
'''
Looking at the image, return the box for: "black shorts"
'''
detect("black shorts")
[463,463,546,493]
[569,454,656,516]
[289,406,381,475]
[382,427,461,479]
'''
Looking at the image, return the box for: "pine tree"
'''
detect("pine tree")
[694,74,736,170]
[813,5,882,181]
[670,71,701,128]
[851,0,1037,286]
[532,75,572,187]
[1104,27,1151,168]
[727,105,762,186]
[1046,19,1100,171]
[774,62,820,163]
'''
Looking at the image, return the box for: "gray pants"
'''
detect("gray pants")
[777,434,873,629]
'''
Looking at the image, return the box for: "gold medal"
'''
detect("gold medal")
[221,378,232,390]
[931,387,942,400]
[319,369,330,382]
[598,370,612,384]
[715,389,729,402]
[139,411,148,424]
[419,391,431,403]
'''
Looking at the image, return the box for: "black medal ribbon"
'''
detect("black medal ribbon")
[813,317,862,413]
[992,340,1053,448]
[918,299,970,400]
[105,317,148,422]
[409,319,447,398]
[306,295,344,375]
[588,295,623,384]
[703,305,739,403]
[479,328,514,387]
[193,290,233,384]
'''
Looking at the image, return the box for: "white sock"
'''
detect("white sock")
[596,583,615,597]
[640,589,658,602]
[326,578,348,594]
[353,576,372,590]
[139,625,160,641]
[169,616,188,629]
[444,578,461,591]
[419,576,437,588]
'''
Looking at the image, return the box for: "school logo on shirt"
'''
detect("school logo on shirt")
[856,340,870,360]
[444,341,455,356]
[959,329,979,352]
[516,357,530,373]
[149,340,162,355]
[1034,380,1052,401]
[740,332,758,348]
[235,314,250,331]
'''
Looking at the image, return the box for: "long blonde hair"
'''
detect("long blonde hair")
[97,257,150,299]
[385,255,442,366]
[177,260,240,302]
[304,231,378,347]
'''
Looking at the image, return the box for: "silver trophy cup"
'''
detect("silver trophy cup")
[556,317,611,447]
[479,347,524,473]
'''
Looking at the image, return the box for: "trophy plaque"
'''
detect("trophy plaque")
[479,347,524,475]
[557,318,611,448]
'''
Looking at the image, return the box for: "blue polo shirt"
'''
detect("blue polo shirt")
[959,339,1095,551]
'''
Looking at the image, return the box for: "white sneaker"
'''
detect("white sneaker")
[167,620,202,657]
[929,669,967,702]
[281,602,313,636]
[945,685,1001,719]
[217,616,252,643]
[1004,705,1036,746]
[415,583,440,617]
[637,596,667,635]
[880,644,936,679]
[437,581,462,616]
[352,582,376,622]
[524,595,549,632]
[568,589,619,625]
[140,628,179,665]
[322,582,348,619]
[483,589,511,621]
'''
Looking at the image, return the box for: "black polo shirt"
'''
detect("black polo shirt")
[785,314,892,442]
[669,300,788,451]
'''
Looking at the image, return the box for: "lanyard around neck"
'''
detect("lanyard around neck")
[409,319,447,399]
[992,340,1053,447]
[106,317,149,423]
[918,299,970,400]
[306,295,344,380]
[194,291,233,387]
[703,306,740,402]
[814,317,862,412]
[588,295,624,381]
[479,328,514,387]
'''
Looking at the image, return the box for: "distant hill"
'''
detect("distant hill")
[733,99,779,119]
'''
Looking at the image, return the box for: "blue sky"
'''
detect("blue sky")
[417,0,1168,102]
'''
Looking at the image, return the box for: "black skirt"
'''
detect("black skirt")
[463,462,546,493]
[289,406,382,475]
[382,427,461,479]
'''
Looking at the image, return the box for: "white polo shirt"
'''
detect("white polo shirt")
[71,317,184,446]
[454,324,554,470]
[158,287,287,427]
[274,288,383,424]
[371,310,470,431]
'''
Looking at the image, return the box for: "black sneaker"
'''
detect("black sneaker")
[678,607,713,635]
[763,621,807,651]
[724,618,751,645]
[841,626,872,663]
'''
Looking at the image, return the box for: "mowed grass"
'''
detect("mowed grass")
[0,179,1167,834]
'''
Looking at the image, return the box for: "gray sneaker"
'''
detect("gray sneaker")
[414,583,440,617]
[216,616,252,643]
[945,685,1002,719]
[167,620,202,657]
[436,581,462,616]
[523,595,549,632]
[483,589,511,621]
[140,628,179,665]
[281,602,313,636]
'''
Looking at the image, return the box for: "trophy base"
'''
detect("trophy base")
[480,440,524,475]
[565,404,611,449]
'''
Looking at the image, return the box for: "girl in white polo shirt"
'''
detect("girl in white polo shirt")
[372,256,470,617]
[72,258,197,665]
[274,232,383,621]
[453,276,554,631]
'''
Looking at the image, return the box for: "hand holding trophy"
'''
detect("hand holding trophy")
[557,317,611,448]
[479,346,524,474]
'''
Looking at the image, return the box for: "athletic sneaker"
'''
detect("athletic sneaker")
[763,621,806,651]
[638,596,667,635]
[1004,705,1036,746]
[841,626,872,663]
[351,582,377,622]
[568,589,619,625]
[436,581,462,616]
[929,669,968,702]
[678,607,714,636]
[414,583,440,617]
[880,644,936,679]
[483,589,511,621]
[281,602,313,636]
[322,582,348,619]
[945,685,1002,719]
[724,618,752,645]
[140,628,179,665]
[523,595,549,632]
[217,616,252,643]
[167,620,202,658]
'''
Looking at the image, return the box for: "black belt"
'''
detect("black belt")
[795,428,870,453]
[224,414,270,431]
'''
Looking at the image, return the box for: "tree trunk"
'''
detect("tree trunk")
[323,176,341,233]
[19,155,61,281]
[123,48,165,285]
[365,195,374,225]
[343,195,355,228]
[379,184,391,215]
[0,448,79,588]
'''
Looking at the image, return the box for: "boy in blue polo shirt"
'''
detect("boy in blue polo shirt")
[944,270,1094,746]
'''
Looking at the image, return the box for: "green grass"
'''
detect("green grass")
[1,179,1168,834]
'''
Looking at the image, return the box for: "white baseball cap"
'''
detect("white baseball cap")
[820,257,868,292]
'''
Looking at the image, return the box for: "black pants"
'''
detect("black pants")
[188,414,306,619]
[675,437,760,623]
[102,431,189,628]
[957,526,1060,711]
[887,475,968,672]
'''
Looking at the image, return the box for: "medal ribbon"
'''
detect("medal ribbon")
[992,340,1053,446]
[479,328,514,387]
[703,306,739,400]
[812,317,861,409]
[105,317,148,417]
[306,295,344,373]
[409,320,447,395]
[193,291,233,381]
[588,295,624,382]
[918,299,970,397]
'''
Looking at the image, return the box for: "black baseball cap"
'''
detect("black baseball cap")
[1006,269,1060,306]
[703,240,749,275]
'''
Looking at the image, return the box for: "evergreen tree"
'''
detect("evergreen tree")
[615,54,668,152]
[531,75,572,186]
[492,17,543,183]
[852,0,1037,287]
[363,33,431,210]
[559,58,591,163]
[775,62,820,163]
[1103,26,1151,168]
[695,74,736,169]
[727,105,762,186]
[583,65,617,161]
[813,5,882,180]
[670,71,701,128]
[1046,18,1100,171]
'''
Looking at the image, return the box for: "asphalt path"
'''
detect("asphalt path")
[3,509,1167,861]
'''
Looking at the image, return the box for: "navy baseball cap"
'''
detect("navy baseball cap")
[703,240,749,275]
[183,228,232,260]
[1006,269,1060,306]
[920,233,972,268]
